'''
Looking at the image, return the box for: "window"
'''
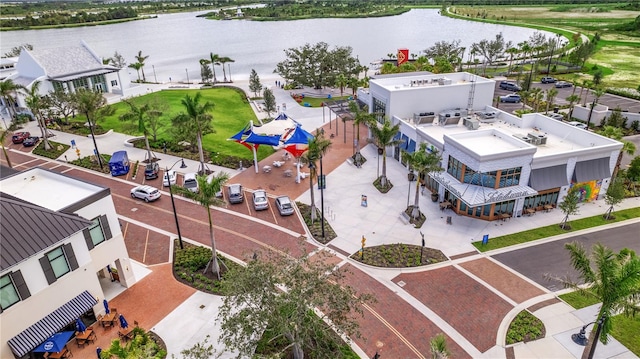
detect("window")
[48,247,70,278]
[372,97,386,124]
[498,167,522,188]
[39,244,78,284]
[72,78,88,90]
[84,215,113,250]
[52,82,64,92]
[447,156,463,181]
[1,275,20,310]
[111,80,118,86]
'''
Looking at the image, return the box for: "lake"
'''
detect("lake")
[0,9,548,82]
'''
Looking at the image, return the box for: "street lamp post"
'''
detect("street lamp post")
[571,316,605,359]
[319,155,325,239]
[152,65,158,83]
[185,68,190,84]
[166,159,188,249]
[586,98,597,130]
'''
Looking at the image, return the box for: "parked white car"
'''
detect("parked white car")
[163,170,177,187]
[567,121,588,130]
[131,185,161,202]
[183,172,199,193]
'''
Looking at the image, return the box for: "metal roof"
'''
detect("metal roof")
[0,196,92,271]
[324,100,354,120]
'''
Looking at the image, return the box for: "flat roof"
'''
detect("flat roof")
[413,111,621,158]
[0,168,105,211]
[372,72,493,92]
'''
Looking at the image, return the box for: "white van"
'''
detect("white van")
[183,173,199,193]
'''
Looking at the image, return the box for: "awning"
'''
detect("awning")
[8,291,97,357]
[49,68,118,82]
[573,157,611,183]
[432,172,537,207]
[529,164,568,191]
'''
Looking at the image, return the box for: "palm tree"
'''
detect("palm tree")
[544,88,558,114]
[598,125,636,179]
[430,333,451,359]
[370,119,403,188]
[579,80,592,106]
[300,131,332,223]
[73,89,109,170]
[402,143,443,219]
[173,93,214,174]
[586,87,606,130]
[566,94,580,119]
[530,87,543,112]
[0,129,12,168]
[0,79,23,121]
[349,101,376,166]
[209,53,220,83]
[128,62,142,82]
[505,47,519,75]
[552,242,640,352]
[219,56,234,82]
[22,80,53,150]
[335,74,347,98]
[173,172,230,279]
[348,76,360,96]
[134,50,149,82]
[199,59,212,84]
[119,100,162,162]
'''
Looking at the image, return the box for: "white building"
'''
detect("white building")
[0,167,136,358]
[358,72,623,221]
[7,41,130,110]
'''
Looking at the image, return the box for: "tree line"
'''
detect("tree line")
[0,7,138,28]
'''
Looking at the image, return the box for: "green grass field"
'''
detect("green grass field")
[101,87,273,161]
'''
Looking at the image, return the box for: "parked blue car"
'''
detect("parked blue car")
[499,94,521,103]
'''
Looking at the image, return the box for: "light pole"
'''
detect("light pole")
[572,316,605,359]
[319,155,325,239]
[166,159,188,249]
[586,97,597,130]
[185,68,190,84]
[152,65,158,83]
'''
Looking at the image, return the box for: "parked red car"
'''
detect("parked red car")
[11,131,30,144]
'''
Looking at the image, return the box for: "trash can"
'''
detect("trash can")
[553,107,559,113]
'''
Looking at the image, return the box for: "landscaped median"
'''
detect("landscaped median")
[473,207,640,252]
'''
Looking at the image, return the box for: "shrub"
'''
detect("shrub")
[506,310,545,344]
[32,140,70,159]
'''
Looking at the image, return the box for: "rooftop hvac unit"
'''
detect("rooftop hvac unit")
[463,117,480,130]
[513,134,532,143]
[528,133,547,145]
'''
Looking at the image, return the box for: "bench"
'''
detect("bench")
[399,211,411,225]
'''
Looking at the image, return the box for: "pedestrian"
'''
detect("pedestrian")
[163,142,167,154]
[169,77,172,83]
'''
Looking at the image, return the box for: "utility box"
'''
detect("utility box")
[108,150,130,177]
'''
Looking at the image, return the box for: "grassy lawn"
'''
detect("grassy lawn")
[559,291,600,309]
[293,95,352,108]
[98,87,273,162]
[587,45,640,88]
[559,290,640,356]
[473,207,640,252]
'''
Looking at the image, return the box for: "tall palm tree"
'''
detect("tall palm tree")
[348,101,376,166]
[22,80,52,150]
[348,76,360,96]
[370,119,403,188]
[199,59,212,84]
[119,100,162,162]
[586,87,606,130]
[300,131,332,224]
[505,47,519,75]
[401,143,443,219]
[335,74,347,98]
[0,79,23,122]
[544,88,558,114]
[0,129,12,168]
[134,50,149,82]
[73,89,109,169]
[128,62,142,82]
[566,94,580,119]
[219,56,234,82]
[173,172,230,279]
[209,53,221,83]
[173,93,214,174]
[530,87,544,112]
[552,242,640,351]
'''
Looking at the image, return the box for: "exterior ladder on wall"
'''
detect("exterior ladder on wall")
[467,73,477,113]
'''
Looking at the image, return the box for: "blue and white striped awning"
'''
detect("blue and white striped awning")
[7,291,97,357]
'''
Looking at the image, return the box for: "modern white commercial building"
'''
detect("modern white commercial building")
[0,167,136,358]
[358,72,623,221]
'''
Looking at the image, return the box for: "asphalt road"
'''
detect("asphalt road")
[492,222,640,291]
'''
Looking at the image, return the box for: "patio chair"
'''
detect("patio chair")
[74,333,86,348]
[118,331,129,342]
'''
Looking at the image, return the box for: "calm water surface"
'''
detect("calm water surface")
[0,9,548,82]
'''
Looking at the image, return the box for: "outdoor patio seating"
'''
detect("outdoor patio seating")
[283,170,292,177]
[263,165,271,173]
[272,161,284,168]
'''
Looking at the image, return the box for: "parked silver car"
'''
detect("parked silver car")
[252,190,269,211]
[130,185,161,202]
[275,196,294,216]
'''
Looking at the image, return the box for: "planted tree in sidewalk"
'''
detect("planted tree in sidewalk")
[558,188,580,230]
[544,88,558,114]
[128,62,142,82]
[0,79,23,122]
[0,130,12,168]
[73,89,113,170]
[119,99,163,162]
[402,143,443,219]
[300,130,332,223]
[22,80,53,150]
[173,172,229,279]
[249,69,262,97]
[134,50,149,82]
[172,93,214,174]
[550,242,640,352]
[370,119,402,190]
[263,88,276,118]
[209,53,220,83]
[603,177,625,220]
[43,89,75,125]
[199,59,213,85]
[219,56,234,82]
[349,101,376,166]
[335,73,347,98]
[217,248,373,359]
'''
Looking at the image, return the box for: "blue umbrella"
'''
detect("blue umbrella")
[103,299,110,314]
[33,331,74,353]
[119,314,129,329]
[75,318,87,333]
[96,347,102,359]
